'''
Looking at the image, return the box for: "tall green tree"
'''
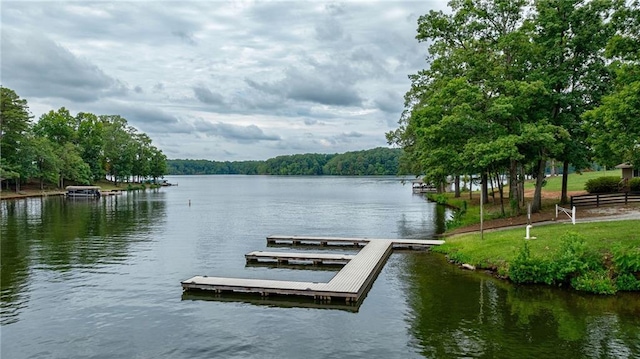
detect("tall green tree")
[149,146,167,182]
[531,0,618,203]
[389,0,557,211]
[76,112,105,182]
[389,0,617,212]
[31,136,61,189]
[132,133,153,182]
[34,107,96,187]
[0,87,33,191]
[57,142,91,187]
[583,0,640,169]
[101,115,137,185]
[33,107,77,145]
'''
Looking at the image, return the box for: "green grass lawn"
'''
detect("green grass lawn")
[437,220,640,267]
[430,170,638,294]
[434,220,640,294]
[524,169,622,192]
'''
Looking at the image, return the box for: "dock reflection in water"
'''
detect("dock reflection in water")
[182,291,362,313]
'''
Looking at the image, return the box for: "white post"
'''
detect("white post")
[525,225,533,239]
[572,206,576,225]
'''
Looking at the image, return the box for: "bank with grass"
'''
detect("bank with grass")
[434,220,640,294]
[424,170,640,294]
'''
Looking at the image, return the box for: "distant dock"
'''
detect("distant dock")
[412,180,438,193]
[181,236,444,305]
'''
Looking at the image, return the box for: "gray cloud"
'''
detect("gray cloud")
[172,30,197,45]
[193,120,281,143]
[95,103,184,135]
[1,30,127,102]
[325,3,346,16]
[315,18,344,42]
[247,67,363,107]
[193,86,225,105]
[333,131,365,144]
[375,92,404,114]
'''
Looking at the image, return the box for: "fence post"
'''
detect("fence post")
[572,206,576,225]
[625,192,628,204]
[596,194,600,207]
[555,204,558,220]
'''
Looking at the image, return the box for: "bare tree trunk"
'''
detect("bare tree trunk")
[481,173,489,204]
[496,172,505,216]
[532,159,546,213]
[490,172,496,204]
[509,160,520,215]
[519,163,525,208]
[561,160,569,204]
[454,175,460,198]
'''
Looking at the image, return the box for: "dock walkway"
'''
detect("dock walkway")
[182,236,444,304]
[245,251,355,265]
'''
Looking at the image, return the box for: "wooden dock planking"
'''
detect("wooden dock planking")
[182,236,444,304]
[181,276,321,296]
[266,235,444,248]
[322,240,393,299]
[245,251,355,265]
[267,235,370,247]
[391,238,445,249]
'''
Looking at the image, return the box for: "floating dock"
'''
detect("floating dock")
[245,251,356,265]
[182,236,444,304]
[265,235,444,249]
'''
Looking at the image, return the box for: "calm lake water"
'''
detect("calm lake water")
[2,175,639,358]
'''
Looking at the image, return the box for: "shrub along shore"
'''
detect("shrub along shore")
[436,220,640,294]
[432,188,640,294]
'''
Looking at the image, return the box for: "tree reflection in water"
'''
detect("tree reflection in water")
[400,252,640,358]
[0,192,166,325]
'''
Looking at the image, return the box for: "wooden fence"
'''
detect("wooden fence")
[571,192,640,207]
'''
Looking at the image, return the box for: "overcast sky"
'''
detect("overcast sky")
[2,1,446,161]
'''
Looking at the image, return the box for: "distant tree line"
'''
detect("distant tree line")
[0,87,167,191]
[168,147,402,176]
[387,0,640,214]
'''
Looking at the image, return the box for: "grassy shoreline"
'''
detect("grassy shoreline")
[429,169,639,294]
[435,220,640,294]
